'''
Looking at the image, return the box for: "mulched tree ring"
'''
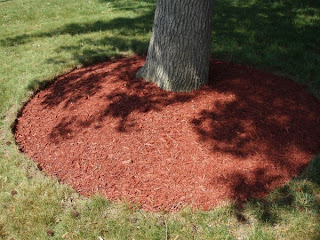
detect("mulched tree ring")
[15,56,320,211]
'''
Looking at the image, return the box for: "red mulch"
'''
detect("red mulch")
[15,56,320,211]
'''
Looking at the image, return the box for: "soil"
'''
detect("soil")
[15,56,320,211]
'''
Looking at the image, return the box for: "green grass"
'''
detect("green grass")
[0,0,320,239]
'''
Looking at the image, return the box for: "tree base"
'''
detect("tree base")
[136,0,215,92]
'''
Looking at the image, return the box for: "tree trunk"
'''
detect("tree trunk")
[137,0,215,92]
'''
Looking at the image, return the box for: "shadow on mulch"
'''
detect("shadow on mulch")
[14,56,320,211]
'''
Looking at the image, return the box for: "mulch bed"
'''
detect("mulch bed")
[15,56,320,211]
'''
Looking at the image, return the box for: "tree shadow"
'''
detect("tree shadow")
[188,60,320,205]
[34,56,320,190]
[44,36,150,67]
[3,0,319,96]
[231,156,320,229]
[37,56,195,139]
[213,0,320,57]
[192,67,320,162]
[2,0,319,87]
[211,0,320,96]
[0,10,154,47]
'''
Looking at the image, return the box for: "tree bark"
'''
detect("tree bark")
[137,0,215,92]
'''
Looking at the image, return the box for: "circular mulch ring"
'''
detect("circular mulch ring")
[15,56,320,211]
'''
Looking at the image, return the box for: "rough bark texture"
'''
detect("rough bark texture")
[137,0,215,92]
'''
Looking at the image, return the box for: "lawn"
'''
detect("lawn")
[0,0,320,239]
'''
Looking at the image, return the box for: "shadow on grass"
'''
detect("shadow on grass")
[19,0,319,93]
[46,36,149,67]
[0,2,154,47]
[231,155,320,231]
[211,0,320,92]
[2,0,319,92]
